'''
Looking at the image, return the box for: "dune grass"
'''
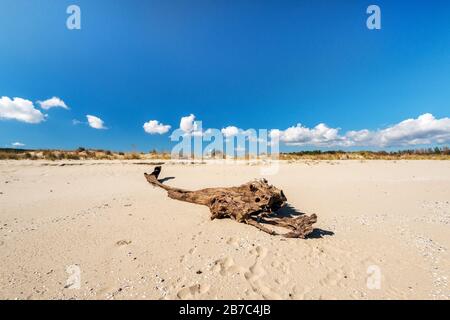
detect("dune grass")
[279,148,450,160]
[0,148,171,161]
[0,147,449,161]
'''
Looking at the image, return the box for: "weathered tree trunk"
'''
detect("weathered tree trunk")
[144,166,317,238]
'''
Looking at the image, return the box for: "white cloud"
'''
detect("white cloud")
[221,126,240,138]
[37,97,69,110]
[274,123,345,147]
[344,113,450,147]
[178,114,204,136]
[12,142,25,147]
[344,129,371,145]
[86,115,107,130]
[372,113,450,147]
[143,120,171,134]
[269,129,282,140]
[180,114,196,133]
[273,113,450,148]
[0,96,46,124]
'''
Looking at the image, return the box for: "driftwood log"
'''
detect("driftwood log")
[144,166,317,238]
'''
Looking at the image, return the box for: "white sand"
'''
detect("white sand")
[0,160,449,300]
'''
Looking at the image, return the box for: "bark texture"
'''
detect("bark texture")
[144,166,317,238]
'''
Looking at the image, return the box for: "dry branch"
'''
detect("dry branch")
[144,166,317,238]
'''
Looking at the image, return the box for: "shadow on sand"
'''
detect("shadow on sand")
[276,203,335,239]
[158,176,175,183]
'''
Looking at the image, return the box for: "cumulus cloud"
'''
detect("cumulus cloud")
[86,115,107,130]
[0,96,46,124]
[221,126,240,138]
[272,113,450,148]
[37,97,69,110]
[143,120,171,134]
[362,113,450,147]
[180,114,196,133]
[274,123,344,147]
[12,142,25,147]
[178,114,204,136]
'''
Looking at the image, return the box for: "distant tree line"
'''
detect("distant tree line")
[283,146,450,156]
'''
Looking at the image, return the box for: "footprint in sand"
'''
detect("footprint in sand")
[319,269,346,287]
[96,285,115,298]
[210,246,281,299]
[244,246,267,283]
[179,246,197,263]
[270,259,291,286]
[226,237,239,246]
[177,284,210,300]
[191,231,202,241]
[188,247,196,254]
[244,246,282,300]
[212,256,246,276]
[291,285,312,299]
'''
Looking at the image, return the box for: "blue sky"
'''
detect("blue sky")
[1,0,450,152]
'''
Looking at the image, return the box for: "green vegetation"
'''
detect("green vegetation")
[280,147,450,160]
[0,147,448,161]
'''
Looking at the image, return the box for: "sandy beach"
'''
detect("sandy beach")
[0,160,449,300]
